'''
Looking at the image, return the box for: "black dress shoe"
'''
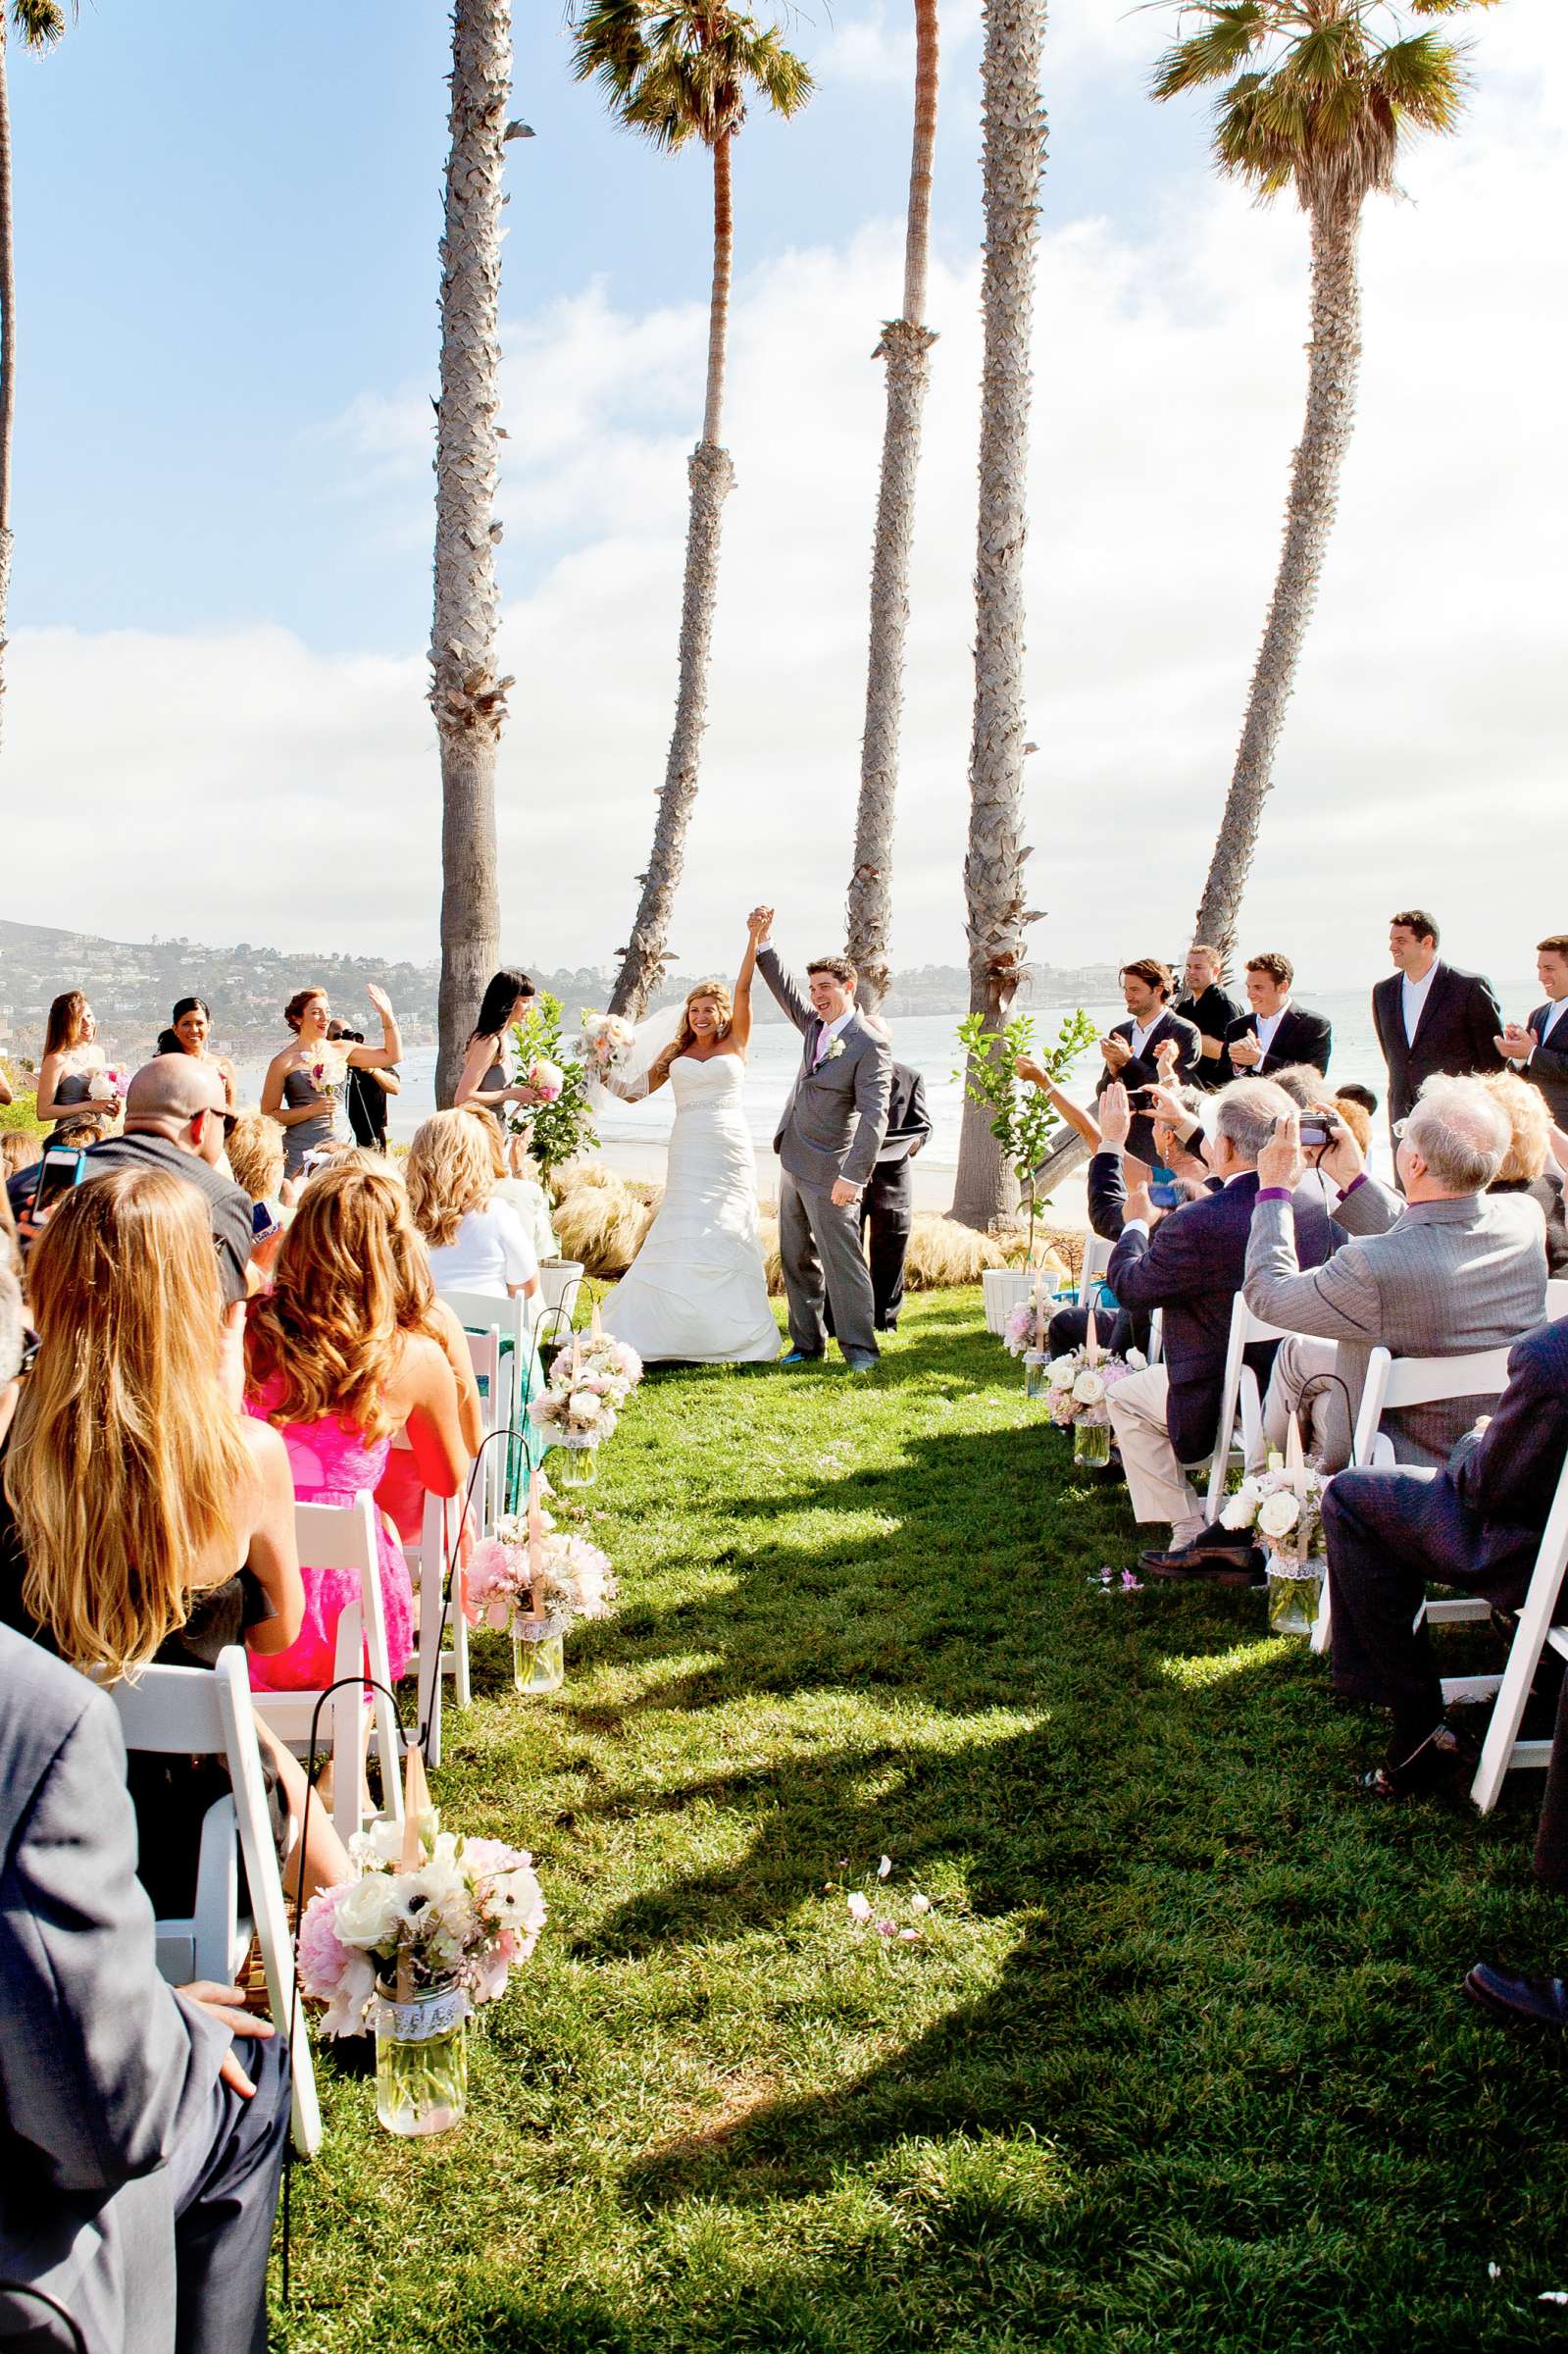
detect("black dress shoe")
[1359,1719,1476,1800]
[1464,1962,1568,2033]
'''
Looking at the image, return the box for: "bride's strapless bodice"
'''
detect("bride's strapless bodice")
[671,1053,745,1109]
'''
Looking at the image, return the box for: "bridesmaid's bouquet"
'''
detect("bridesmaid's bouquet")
[305,1043,350,1100]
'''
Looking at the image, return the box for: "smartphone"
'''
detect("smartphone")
[1149,1181,1182,1210]
[251,1199,281,1241]
[31,1146,85,1218]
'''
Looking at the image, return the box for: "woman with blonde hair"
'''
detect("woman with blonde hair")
[600,911,779,1362]
[406,1108,540,1306]
[375,1187,489,1543]
[1478,1068,1568,1276]
[0,1167,349,1907]
[243,1160,469,1692]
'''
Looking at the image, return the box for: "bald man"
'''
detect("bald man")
[83,1056,255,1306]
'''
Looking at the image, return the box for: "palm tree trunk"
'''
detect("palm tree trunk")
[609,131,736,1023]
[845,0,940,1016]
[0,20,18,745]
[431,0,515,1104]
[951,0,1048,1232]
[1191,192,1362,962]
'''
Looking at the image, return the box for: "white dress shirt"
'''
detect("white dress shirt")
[1401,964,1437,1046]
[1128,1016,1158,1060]
[1253,1001,1290,1057]
[813,1007,855,1064]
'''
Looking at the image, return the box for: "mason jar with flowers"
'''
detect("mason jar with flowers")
[463,1469,619,1693]
[1041,1311,1143,1465]
[295,1750,546,2136]
[1222,1444,1329,1635]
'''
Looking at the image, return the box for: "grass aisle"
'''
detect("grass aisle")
[280,1291,1568,2353]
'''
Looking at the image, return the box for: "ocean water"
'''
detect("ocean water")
[236,981,1450,1173]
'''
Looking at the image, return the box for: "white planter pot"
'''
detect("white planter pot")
[982,1268,1038,1336]
[538,1259,584,1316]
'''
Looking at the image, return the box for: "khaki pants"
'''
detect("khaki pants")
[1106,1365,1199,1527]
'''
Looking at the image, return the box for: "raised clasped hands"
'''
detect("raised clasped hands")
[1097,1080,1133,1151]
[1099,1033,1132,1072]
[1153,1038,1181,1078]
[1228,1031,1263,1070]
[746,905,774,948]
[1495,1023,1534,1062]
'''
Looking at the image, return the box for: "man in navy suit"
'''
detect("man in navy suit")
[1322,1316,1568,1799]
[1223,951,1333,1080]
[1102,1077,1337,1571]
[1495,931,1568,1128]
[1371,908,1503,1149]
[1092,957,1200,1172]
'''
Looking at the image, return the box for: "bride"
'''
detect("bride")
[602,914,781,1364]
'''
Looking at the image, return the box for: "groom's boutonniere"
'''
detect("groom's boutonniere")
[825,1038,847,1062]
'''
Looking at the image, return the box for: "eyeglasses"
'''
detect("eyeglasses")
[1392,1118,1409,1139]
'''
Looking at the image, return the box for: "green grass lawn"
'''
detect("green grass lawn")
[278,1289,1568,2353]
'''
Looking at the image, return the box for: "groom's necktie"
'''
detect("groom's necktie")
[813,1025,832,1067]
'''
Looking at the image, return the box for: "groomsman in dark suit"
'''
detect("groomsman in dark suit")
[1371,908,1503,1147]
[1223,952,1333,1080]
[1092,958,1200,1170]
[828,1055,933,1334]
[1495,932,1568,1127]
[1173,943,1242,1093]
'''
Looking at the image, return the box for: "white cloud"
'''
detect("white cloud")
[8,0,1564,1002]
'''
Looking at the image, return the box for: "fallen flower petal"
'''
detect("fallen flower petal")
[898,1927,922,1942]
[876,1919,897,1936]
[846,1891,872,1921]
[910,1892,932,1914]
[877,1855,892,1880]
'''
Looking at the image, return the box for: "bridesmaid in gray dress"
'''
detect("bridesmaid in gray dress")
[261,982,403,1179]
[453,968,549,1164]
[34,990,110,1126]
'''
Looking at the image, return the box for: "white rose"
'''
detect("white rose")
[332,1871,407,1951]
[1124,1349,1147,1371]
[1046,1357,1077,1391]
[570,1391,602,1424]
[1258,1490,1301,1540]
[1072,1370,1106,1407]
[1221,1482,1260,1531]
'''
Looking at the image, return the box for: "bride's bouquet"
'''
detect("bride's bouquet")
[575,1011,636,1079]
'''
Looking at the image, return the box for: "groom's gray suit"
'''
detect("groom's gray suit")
[757,947,891,1360]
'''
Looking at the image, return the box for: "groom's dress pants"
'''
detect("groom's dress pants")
[780,1170,879,1359]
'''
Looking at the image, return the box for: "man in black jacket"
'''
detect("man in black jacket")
[1495,931,1568,1128]
[1322,1316,1568,1799]
[1092,958,1199,1171]
[1371,907,1502,1148]
[1224,952,1333,1080]
[827,1056,932,1335]
[1173,944,1242,1092]
[1103,1077,1337,1570]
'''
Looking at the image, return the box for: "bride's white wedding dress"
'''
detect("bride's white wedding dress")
[603,1054,781,1364]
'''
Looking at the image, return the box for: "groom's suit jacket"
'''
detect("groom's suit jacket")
[757,948,891,1192]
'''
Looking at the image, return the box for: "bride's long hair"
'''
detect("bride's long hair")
[673,980,733,1056]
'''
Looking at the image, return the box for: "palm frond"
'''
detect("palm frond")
[1372,31,1470,129]
[1149,5,1266,100]
[571,0,810,150]
[12,0,69,47]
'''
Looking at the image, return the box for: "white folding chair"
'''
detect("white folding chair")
[252,1495,404,1845]
[1076,1234,1113,1310]
[1469,1450,1568,1812]
[1546,1279,1568,1322]
[439,1288,538,1515]
[1310,1343,1515,1661]
[105,1646,322,2158]
[409,1487,468,1769]
[1200,1294,1311,1524]
[1146,1308,1164,1368]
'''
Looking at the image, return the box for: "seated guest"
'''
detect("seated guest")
[1321,1314,1568,1798]
[227,1107,292,1223]
[1173,943,1241,1091]
[1045,1082,1207,1360]
[406,1109,542,1311]
[83,1056,255,1309]
[32,988,109,1125]
[2,1130,41,1223]
[0,1168,348,1907]
[1476,1067,1568,1278]
[477,1109,559,1264]
[243,1161,469,1696]
[1103,1078,1337,1573]
[1331,1091,1374,1154]
[1225,952,1333,1079]
[0,1622,291,2354]
[1335,1079,1379,1124]
[1246,1080,1547,1469]
[377,1195,488,1545]
[1092,958,1199,1173]
[1468,1633,1568,2029]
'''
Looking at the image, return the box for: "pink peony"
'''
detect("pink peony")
[529,1058,565,1102]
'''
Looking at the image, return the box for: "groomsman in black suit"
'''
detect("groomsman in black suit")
[1173,944,1242,1093]
[1223,952,1333,1080]
[1092,958,1200,1170]
[1371,908,1503,1147]
[1495,932,1568,1127]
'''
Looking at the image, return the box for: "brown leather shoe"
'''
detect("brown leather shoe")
[1138,1538,1264,1585]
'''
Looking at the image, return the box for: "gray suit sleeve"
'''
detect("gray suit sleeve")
[755,946,812,1037]
[0,1684,229,2192]
[1333,1175,1402,1238]
[842,1038,892,1188]
[1242,1195,1384,1343]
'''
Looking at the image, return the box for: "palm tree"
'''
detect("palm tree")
[572,1,812,1023]
[950,0,1049,1232]
[843,0,940,1017]
[0,1,69,748]
[1152,0,1494,962]
[432,0,528,1104]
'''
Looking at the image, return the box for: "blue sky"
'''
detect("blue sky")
[5,2,1563,989]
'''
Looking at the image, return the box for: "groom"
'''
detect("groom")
[752,907,892,1369]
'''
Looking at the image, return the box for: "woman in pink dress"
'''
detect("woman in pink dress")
[243,1161,470,1691]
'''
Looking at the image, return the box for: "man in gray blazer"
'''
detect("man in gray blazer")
[0,1621,290,2354]
[1243,1077,1548,1467]
[752,909,892,1368]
